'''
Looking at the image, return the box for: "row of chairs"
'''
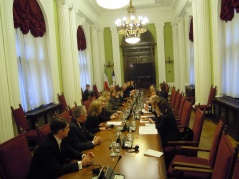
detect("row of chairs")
[167,119,239,179]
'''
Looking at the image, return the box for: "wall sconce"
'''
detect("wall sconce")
[104,61,114,68]
[165,57,174,63]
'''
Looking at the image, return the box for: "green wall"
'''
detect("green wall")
[103,27,114,84]
[53,0,63,91]
[103,23,175,86]
[164,22,174,83]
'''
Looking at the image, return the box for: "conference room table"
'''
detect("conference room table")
[59,108,167,179]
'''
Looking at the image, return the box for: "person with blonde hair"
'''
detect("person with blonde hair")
[98,96,118,123]
[85,100,107,133]
[101,91,122,114]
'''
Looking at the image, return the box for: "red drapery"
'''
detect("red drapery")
[219,0,239,22]
[189,18,193,42]
[232,0,239,12]
[77,26,87,51]
[13,0,46,37]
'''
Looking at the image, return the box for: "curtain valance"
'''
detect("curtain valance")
[77,26,87,51]
[13,0,46,37]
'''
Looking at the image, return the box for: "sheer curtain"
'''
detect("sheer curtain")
[78,50,91,90]
[15,28,54,111]
[189,41,195,85]
[221,11,239,98]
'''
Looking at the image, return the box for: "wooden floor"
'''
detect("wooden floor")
[189,109,237,159]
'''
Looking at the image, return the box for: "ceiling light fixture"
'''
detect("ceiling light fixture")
[115,0,148,44]
[96,0,130,9]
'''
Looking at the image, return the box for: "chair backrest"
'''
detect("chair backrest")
[37,123,51,141]
[191,108,204,145]
[174,92,182,110]
[11,104,29,133]
[169,86,175,104]
[93,84,99,98]
[58,92,68,111]
[179,101,192,126]
[91,96,96,101]
[57,110,71,123]
[68,105,78,119]
[82,99,91,112]
[212,133,238,179]
[177,95,186,118]
[208,120,224,167]
[166,84,170,93]
[0,134,32,179]
[207,85,217,106]
[170,89,179,108]
[232,158,239,179]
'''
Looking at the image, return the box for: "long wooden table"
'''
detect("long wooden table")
[59,112,167,179]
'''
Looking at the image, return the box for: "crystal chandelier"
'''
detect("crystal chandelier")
[96,0,130,9]
[115,0,148,44]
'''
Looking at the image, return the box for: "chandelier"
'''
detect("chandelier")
[115,0,148,44]
[96,0,130,9]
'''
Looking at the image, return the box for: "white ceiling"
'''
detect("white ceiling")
[88,0,177,13]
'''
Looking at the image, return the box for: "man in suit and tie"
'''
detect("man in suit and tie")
[27,118,94,179]
[67,106,101,152]
[82,84,91,101]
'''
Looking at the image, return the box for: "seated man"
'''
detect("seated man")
[67,106,101,151]
[27,118,94,179]
[82,84,91,101]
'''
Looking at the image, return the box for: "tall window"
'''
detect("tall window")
[14,0,53,111]
[15,29,54,111]
[77,26,91,90]
[221,11,239,98]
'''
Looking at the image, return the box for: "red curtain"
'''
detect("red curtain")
[77,26,87,51]
[189,18,193,42]
[232,0,239,12]
[220,0,235,22]
[13,0,46,37]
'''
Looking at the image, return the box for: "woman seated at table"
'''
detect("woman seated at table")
[149,97,180,147]
[101,91,122,114]
[85,100,107,133]
[97,96,118,123]
[109,89,121,107]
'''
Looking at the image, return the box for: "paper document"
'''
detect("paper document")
[145,123,155,126]
[144,149,163,158]
[107,121,122,126]
[141,114,155,118]
[140,119,150,123]
[139,126,158,134]
[142,109,151,113]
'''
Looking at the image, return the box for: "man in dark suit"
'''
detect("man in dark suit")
[67,106,101,151]
[82,84,91,101]
[27,118,94,179]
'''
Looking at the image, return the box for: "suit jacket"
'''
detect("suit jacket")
[82,89,90,101]
[109,96,120,107]
[67,119,95,151]
[27,133,83,179]
[98,107,111,123]
[85,115,100,134]
[155,112,180,147]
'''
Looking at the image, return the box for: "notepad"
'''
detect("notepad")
[107,121,122,126]
[139,126,158,134]
[144,149,163,158]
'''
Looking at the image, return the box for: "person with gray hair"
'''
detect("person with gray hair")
[66,106,101,152]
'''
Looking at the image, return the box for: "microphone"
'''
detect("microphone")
[109,155,122,179]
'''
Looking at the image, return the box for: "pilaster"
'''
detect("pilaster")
[155,21,166,84]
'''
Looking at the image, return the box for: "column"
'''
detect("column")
[171,20,179,89]
[192,0,211,104]
[155,21,166,84]
[210,0,222,97]
[0,0,15,142]
[184,11,192,85]
[56,0,76,106]
[91,25,102,89]
[69,5,82,105]
[110,26,122,86]
[177,18,186,92]
[98,28,105,91]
